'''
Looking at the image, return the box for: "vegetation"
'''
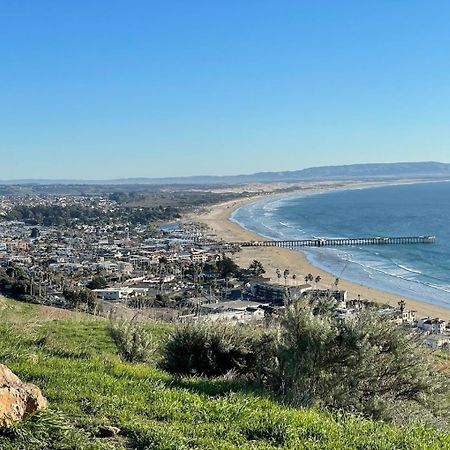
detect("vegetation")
[63,288,102,314]
[3,188,248,227]
[5,204,182,226]
[0,267,42,303]
[0,297,449,449]
[276,301,449,425]
[161,323,276,381]
[248,260,266,278]
[216,256,240,279]
[108,319,156,363]
[87,276,108,290]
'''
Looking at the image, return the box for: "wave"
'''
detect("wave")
[279,222,294,228]
[307,249,450,296]
[231,187,450,307]
[396,264,423,275]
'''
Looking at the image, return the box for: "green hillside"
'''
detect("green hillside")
[0,297,449,450]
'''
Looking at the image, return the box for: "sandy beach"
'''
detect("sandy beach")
[191,182,450,320]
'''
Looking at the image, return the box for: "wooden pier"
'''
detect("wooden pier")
[233,236,436,249]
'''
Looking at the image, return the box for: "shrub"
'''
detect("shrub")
[108,320,156,363]
[161,323,276,380]
[276,301,448,422]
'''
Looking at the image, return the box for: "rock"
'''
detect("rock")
[98,425,121,437]
[0,364,47,426]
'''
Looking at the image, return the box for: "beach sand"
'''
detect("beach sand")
[191,187,450,320]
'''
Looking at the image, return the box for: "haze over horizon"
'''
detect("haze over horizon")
[2,1,450,178]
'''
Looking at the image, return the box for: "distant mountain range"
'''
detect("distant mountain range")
[2,162,450,185]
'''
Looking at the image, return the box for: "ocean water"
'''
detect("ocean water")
[231,181,450,310]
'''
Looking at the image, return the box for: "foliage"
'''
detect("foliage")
[63,288,102,313]
[4,189,247,227]
[0,409,111,450]
[5,204,181,227]
[108,319,156,363]
[276,301,448,423]
[161,323,277,380]
[127,296,155,309]
[0,268,40,303]
[0,298,449,449]
[216,256,239,279]
[30,227,40,238]
[87,276,108,290]
[248,260,266,278]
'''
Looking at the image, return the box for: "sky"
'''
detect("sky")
[1,1,450,179]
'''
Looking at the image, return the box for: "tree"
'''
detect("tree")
[85,290,102,314]
[314,275,321,287]
[248,260,266,278]
[334,277,340,288]
[304,273,314,284]
[276,268,282,282]
[217,256,239,279]
[64,287,101,313]
[283,269,290,286]
[30,227,40,239]
[87,276,108,290]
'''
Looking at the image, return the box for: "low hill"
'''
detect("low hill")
[1,161,450,186]
[0,297,449,449]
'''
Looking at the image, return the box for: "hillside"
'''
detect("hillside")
[0,297,449,449]
[1,162,449,186]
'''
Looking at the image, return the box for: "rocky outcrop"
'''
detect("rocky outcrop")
[0,364,47,425]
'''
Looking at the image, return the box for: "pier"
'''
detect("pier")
[233,236,436,249]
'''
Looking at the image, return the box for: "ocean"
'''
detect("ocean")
[231,181,450,310]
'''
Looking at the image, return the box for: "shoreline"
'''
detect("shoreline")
[190,180,450,319]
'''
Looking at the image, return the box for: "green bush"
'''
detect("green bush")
[108,320,156,363]
[161,323,276,380]
[276,301,448,423]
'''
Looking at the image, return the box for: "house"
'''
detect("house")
[307,289,347,302]
[200,300,268,324]
[416,317,447,334]
[384,308,417,325]
[92,287,148,301]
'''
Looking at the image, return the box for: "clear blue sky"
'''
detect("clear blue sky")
[2,1,450,179]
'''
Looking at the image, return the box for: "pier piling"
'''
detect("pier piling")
[232,236,435,249]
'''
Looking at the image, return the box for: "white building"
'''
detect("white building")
[92,287,148,301]
[416,317,447,334]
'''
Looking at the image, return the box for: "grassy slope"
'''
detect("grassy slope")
[0,297,449,450]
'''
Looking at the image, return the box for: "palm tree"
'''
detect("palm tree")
[292,274,297,286]
[315,275,322,288]
[276,268,282,282]
[283,269,290,286]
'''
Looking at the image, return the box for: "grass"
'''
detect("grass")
[1,297,450,449]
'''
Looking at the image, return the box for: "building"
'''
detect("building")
[92,287,148,301]
[307,289,347,302]
[416,317,447,334]
[250,282,311,305]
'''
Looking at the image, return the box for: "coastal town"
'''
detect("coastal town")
[3,2,450,447]
[1,189,449,350]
